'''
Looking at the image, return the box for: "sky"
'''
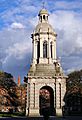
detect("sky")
[0,0,82,82]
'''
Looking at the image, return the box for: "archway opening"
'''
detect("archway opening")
[39,86,55,116]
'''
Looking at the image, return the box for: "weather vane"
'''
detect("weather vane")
[42,1,45,9]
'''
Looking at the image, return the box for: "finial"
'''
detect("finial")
[42,1,45,9]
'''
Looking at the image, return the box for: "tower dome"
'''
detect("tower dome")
[34,8,56,36]
[34,22,56,35]
[39,8,48,15]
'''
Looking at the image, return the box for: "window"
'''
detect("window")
[37,41,40,59]
[50,42,52,58]
[43,41,47,58]
[37,41,40,63]
[40,16,42,22]
[59,83,61,108]
[43,15,45,20]
[47,16,48,20]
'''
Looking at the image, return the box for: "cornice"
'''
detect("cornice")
[27,75,67,79]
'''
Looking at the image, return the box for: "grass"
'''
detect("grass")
[0,112,25,117]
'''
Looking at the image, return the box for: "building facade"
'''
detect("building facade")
[25,8,67,116]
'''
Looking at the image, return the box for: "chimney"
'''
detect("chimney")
[18,76,21,86]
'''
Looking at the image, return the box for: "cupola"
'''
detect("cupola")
[38,8,49,23]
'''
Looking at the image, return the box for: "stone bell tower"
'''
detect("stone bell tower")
[25,8,67,116]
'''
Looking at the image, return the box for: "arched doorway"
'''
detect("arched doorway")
[39,86,55,116]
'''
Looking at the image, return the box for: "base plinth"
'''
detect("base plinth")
[56,108,62,116]
[26,108,40,117]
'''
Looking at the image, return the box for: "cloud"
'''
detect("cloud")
[49,10,82,55]
[5,41,31,63]
[46,0,82,11]
[0,0,82,80]
[49,10,82,74]
[0,0,40,30]
[55,1,82,10]
[10,22,25,29]
[0,27,32,80]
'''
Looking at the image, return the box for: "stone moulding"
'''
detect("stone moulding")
[27,76,67,79]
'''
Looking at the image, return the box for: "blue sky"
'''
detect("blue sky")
[0,0,82,83]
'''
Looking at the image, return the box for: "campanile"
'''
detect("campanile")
[25,8,67,116]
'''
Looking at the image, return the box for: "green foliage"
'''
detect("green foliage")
[0,71,19,107]
[67,69,82,93]
[0,112,25,117]
[0,71,16,90]
[20,83,26,88]
[63,70,82,115]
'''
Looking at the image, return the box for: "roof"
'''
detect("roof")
[34,22,56,34]
[39,8,48,15]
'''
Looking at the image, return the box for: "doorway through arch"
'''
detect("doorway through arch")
[39,86,56,116]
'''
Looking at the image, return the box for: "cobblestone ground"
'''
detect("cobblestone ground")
[0,116,82,120]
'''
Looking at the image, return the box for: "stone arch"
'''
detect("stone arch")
[39,85,55,116]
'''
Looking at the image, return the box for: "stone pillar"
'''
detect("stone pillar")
[52,41,54,60]
[54,40,56,60]
[28,83,34,116]
[29,84,34,108]
[52,40,56,61]
[56,81,62,116]
[54,83,56,108]
[26,83,30,116]
[56,82,60,108]
[26,83,28,116]
[32,40,33,60]
[40,39,43,58]
[34,84,40,115]
[61,79,66,107]
[39,39,43,63]
[28,83,40,116]
[33,40,37,64]
[35,41,37,60]
[48,39,51,63]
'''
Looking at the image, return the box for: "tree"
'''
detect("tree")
[63,69,82,116]
[0,71,19,111]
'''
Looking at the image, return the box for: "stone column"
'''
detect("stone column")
[52,40,56,62]
[48,39,51,63]
[61,79,66,107]
[29,83,35,116]
[54,40,56,60]
[26,83,28,116]
[29,83,34,108]
[33,40,36,64]
[56,82,60,108]
[26,83,30,116]
[35,85,39,108]
[35,41,37,60]
[39,38,43,63]
[29,83,40,116]
[54,83,56,108]
[33,37,38,64]
[56,81,62,116]
[52,41,54,60]
[32,40,33,60]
